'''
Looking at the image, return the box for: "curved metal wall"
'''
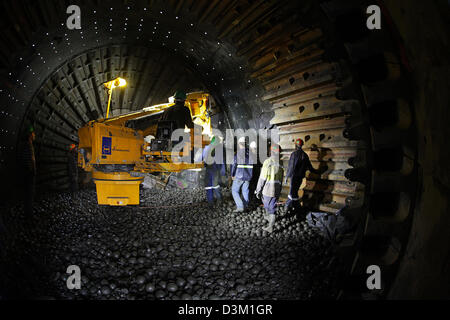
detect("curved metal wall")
[0,0,429,298]
[25,45,205,189]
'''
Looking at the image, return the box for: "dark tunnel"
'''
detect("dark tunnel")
[0,0,449,300]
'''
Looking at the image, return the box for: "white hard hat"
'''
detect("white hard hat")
[250,141,257,149]
[238,136,246,144]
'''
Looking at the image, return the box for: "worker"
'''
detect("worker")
[160,90,194,130]
[203,136,226,209]
[67,143,79,194]
[255,144,284,233]
[284,138,324,211]
[230,137,254,213]
[18,126,36,217]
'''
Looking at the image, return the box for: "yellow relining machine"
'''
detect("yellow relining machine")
[77,92,212,206]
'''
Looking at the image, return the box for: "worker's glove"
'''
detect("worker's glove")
[255,191,262,200]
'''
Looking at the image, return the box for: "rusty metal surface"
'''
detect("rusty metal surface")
[195,1,366,214]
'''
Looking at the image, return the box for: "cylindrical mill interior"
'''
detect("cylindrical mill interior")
[0,0,449,300]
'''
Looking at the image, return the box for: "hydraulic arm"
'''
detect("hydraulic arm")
[78,92,213,205]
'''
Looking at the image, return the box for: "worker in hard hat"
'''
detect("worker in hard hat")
[284,138,325,211]
[18,126,36,217]
[230,137,254,212]
[202,136,226,209]
[160,90,194,130]
[67,143,79,194]
[255,144,284,233]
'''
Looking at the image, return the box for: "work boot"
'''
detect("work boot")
[262,214,275,233]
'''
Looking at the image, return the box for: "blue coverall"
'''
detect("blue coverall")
[203,144,226,205]
[230,150,253,210]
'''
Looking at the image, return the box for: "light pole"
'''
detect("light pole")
[104,77,127,119]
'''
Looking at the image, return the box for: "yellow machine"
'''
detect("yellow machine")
[78,91,213,206]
